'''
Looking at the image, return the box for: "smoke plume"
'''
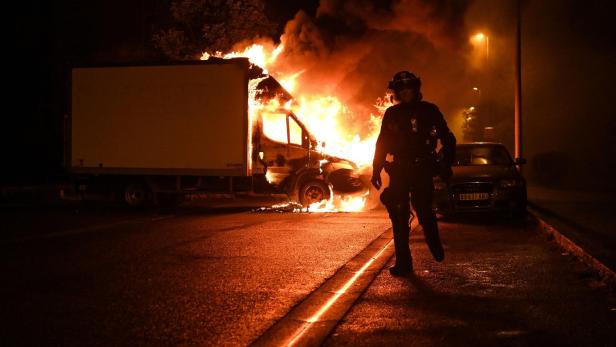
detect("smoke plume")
[266,0,474,139]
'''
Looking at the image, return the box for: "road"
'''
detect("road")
[1,203,615,346]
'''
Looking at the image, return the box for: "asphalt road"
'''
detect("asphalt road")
[1,204,389,345]
[1,204,615,346]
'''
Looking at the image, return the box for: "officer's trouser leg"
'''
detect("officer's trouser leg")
[384,172,412,269]
[410,168,445,262]
[388,199,412,269]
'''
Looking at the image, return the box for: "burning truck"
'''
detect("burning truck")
[68,57,367,207]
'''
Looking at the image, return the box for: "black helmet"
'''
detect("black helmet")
[388,71,421,92]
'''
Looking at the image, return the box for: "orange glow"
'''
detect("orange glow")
[290,96,384,167]
[472,32,486,42]
[278,70,305,93]
[261,111,289,143]
[470,32,490,63]
[308,192,369,213]
[265,171,275,184]
[285,239,393,346]
[201,43,282,74]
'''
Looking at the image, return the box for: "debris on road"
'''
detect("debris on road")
[253,202,305,213]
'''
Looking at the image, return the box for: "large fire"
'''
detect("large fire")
[202,43,386,212]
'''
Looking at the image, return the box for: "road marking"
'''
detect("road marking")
[286,238,393,346]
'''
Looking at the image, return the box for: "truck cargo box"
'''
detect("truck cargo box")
[70,60,250,176]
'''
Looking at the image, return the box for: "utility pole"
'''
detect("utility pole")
[514,0,523,160]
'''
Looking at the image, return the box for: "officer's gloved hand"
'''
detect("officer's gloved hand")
[439,165,453,182]
[371,171,382,190]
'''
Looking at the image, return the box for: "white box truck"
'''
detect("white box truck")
[68,59,364,206]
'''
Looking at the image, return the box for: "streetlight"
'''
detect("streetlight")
[514,0,522,162]
[471,32,489,60]
[472,87,481,100]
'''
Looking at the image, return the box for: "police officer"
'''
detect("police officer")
[371,71,456,276]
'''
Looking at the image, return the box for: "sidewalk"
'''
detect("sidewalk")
[527,184,616,272]
[324,218,616,346]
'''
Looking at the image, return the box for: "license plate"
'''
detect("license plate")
[458,193,489,201]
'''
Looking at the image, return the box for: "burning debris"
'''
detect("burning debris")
[254,201,304,213]
[253,190,371,213]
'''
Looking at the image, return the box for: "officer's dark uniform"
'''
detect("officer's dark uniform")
[372,72,456,275]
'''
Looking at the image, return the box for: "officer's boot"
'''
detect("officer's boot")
[421,217,444,262]
[389,212,413,276]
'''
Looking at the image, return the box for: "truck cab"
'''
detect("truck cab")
[253,107,365,205]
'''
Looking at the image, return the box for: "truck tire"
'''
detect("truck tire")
[123,183,148,207]
[299,180,331,206]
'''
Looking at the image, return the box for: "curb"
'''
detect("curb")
[252,221,418,347]
[529,207,616,288]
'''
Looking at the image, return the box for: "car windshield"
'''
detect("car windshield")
[454,146,513,166]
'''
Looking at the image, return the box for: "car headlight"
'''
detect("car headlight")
[499,179,520,188]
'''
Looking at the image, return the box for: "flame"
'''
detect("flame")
[290,96,383,167]
[265,171,275,184]
[201,43,283,74]
[201,43,389,212]
[308,192,370,213]
[278,70,305,93]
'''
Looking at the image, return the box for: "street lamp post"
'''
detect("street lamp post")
[514,0,523,161]
[471,33,491,138]
[472,87,481,104]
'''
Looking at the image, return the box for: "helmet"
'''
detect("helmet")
[388,71,421,92]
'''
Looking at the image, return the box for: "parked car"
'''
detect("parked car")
[433,143,527,217]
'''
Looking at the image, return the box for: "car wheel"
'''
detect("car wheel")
[123,183,148,207]
[299,180,331,206]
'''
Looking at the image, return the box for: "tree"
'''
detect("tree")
[153,0,276,60]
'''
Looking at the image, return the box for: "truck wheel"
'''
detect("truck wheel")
[299,180,331,206]
[123,183,148,207]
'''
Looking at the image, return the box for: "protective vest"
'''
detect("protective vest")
[373,101,456,174]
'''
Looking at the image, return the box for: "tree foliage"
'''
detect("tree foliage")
[153,0,276,60]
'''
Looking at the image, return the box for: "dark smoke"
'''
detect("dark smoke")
[320,0,470,49]
[270,0,474,139]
